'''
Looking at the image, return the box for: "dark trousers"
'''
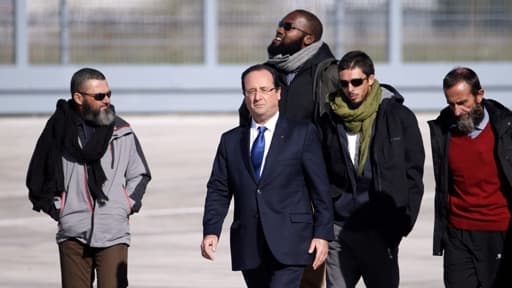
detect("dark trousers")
[300,262,326,288]
[326,223,399,288]
[241,236,305,288]
[444,226,506,288]
[59,239,128,288]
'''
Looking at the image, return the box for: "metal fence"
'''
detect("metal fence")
[2,0,510,64]
[0,0,511,113]
[0,0,14,64]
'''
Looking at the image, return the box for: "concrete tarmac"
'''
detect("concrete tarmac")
[0,112,443,287]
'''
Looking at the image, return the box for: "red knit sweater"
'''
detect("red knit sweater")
[448,123,510,231]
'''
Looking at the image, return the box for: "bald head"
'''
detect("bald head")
[286,9,323,42]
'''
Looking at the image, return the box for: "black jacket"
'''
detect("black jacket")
[239,43,339,125]
[429,99,512,256]
[318,85,425,243]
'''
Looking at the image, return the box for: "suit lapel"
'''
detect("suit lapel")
[259,116,289,183]
[240,126,258,182]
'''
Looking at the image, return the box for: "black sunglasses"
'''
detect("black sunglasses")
[340,78,367,88]
[79,91,112,101]
[278,21,311,35]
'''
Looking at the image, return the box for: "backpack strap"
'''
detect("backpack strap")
[312,58,340,123]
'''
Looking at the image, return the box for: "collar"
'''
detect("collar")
[467,106,489,139]
[251,112,279,132]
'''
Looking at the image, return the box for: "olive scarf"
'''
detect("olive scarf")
[329,80,382,175]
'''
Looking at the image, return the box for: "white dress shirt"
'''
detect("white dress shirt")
[347,132,360,170]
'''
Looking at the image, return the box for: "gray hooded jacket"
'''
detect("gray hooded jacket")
[55,117,151,247]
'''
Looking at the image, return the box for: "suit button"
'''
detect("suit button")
[257,189,261,194]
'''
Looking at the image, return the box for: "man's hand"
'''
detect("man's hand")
[201,235,219,261]
[308,238,328,270]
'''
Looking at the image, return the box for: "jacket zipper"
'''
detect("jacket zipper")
[83,165,94,212]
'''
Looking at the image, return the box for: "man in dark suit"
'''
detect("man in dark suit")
[201,64,333,287]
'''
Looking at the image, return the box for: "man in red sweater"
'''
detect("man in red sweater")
[429,67,512,288]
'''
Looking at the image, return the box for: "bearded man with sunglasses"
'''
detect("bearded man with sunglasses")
[26,67,151,288]
[318,50,425,288]
[239,9,339,127]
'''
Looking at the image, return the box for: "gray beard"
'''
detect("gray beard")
[456,104,484,134]
[83,105,115,126]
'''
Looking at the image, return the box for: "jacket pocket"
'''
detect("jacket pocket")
[121,185,134,214]
[56,192,65,219]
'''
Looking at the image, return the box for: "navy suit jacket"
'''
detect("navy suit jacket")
[203,115,333,271]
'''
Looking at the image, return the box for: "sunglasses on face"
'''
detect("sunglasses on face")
[278,21,312,35]
[79,91,112,101]
[340,78,367,88]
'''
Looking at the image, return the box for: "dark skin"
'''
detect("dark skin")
[268,12,317,56]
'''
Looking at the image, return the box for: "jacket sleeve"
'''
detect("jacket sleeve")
[202,135,233,237]
[26,115,63,217]
[428,117,448,256]
[402,107,425,235]
[125,133,151,213]
[317,111,347,199]
[302,123,334,241]
[26,122,52,212]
